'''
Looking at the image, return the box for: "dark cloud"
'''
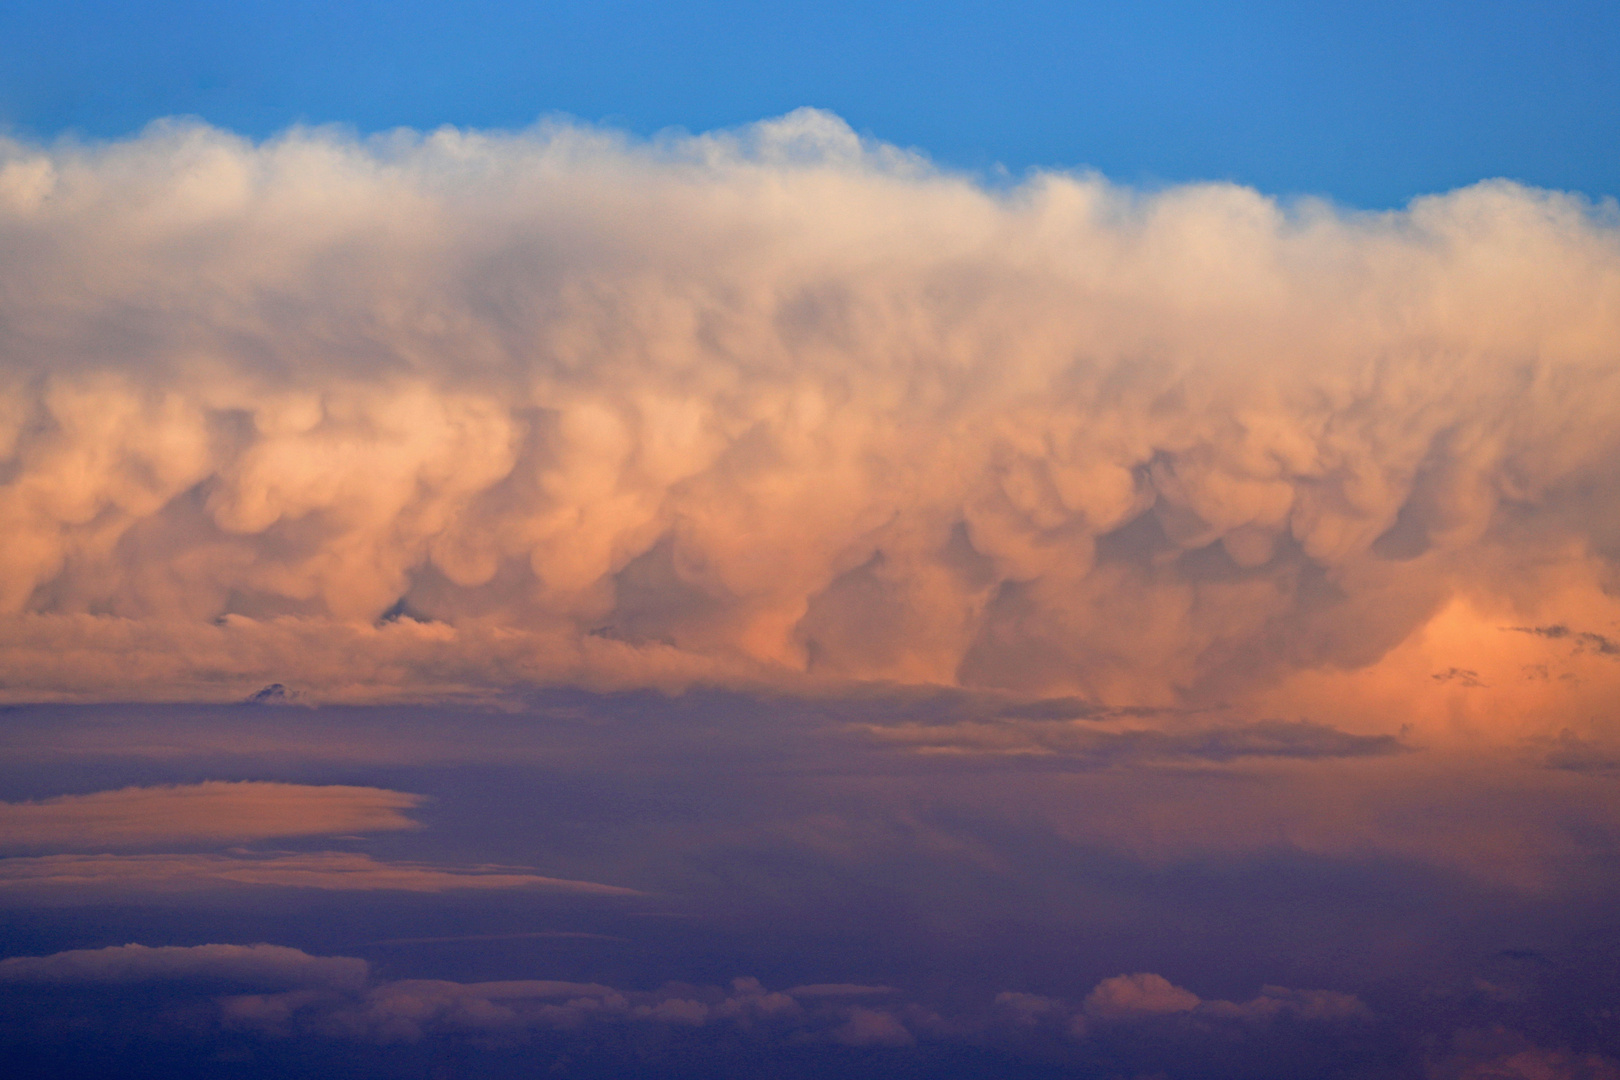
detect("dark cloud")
[1508,626,1620,658]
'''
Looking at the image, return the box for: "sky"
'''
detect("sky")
[3,0,1620,206]
[2,4,1620,1080]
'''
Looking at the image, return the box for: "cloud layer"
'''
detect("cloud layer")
[0,943,1369,1058]
[0,942,367,991]
[0,781,422,850]
[1,111,1618,722]
[0,850,639,898]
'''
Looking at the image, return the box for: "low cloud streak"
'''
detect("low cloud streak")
[0,781,422,851]
[0,850,640,897]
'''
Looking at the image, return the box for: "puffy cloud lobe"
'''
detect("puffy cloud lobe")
[0,941,941,1052]
[223,970,909,1046]
[1083,972,1202,1019]
[1,111,1619,708]
[861,716,1404,762]
[984,974,1373,1040]
[1079,972,1367,1028]
[785,982,900,998]
[0,781,422,851]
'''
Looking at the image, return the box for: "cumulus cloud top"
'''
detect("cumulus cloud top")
[0,111,1618,717]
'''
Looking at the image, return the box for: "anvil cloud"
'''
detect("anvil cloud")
[1,110,1618,740]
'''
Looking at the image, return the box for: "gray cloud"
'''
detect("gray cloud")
[0,850,640,897]
[860,717,1405,763]
[0,944,1364,1056]
[0,942,368,991]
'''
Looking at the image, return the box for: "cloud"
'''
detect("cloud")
[1083,972,1201,1019]
[828,1007,916,1047]
[786,983,901,998]
[1508,625,1620,658]
[0,781,423,851]
[0,941,920,1050]
[0,850,640,896]
[0,942,367,991]
[0,110,1617,736]
[220,969,899,1045]
[1429,1028,1620,1080]
[860,717,1404,763]
[1081,972,1367,1027]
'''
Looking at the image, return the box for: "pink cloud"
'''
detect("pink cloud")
[0,781,422,850]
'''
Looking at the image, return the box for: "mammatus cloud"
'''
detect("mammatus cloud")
[0,781,422,850]
[1,110,1619,731]
[0,850,640,897]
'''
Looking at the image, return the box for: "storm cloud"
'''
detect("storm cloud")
[0,110,1616,747]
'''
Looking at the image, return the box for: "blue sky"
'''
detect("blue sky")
[2,0,1617,206]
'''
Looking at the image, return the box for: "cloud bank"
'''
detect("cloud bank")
[2,110,1619,724]
[0,943,1368,1058]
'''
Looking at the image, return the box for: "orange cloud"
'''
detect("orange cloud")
[0,111,1616,733]
[0,781,423,851]
[0,850,641,896]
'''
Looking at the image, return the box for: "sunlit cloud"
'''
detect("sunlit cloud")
[2,106,1620,1080]
[0,781,423,851]
[0,110,1614,746]
[0,850,641,897]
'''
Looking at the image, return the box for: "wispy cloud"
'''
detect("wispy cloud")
[0,850,640,896]
[859,717,1404,763]
[0,781,422,851]
[0,943,1367,1054]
